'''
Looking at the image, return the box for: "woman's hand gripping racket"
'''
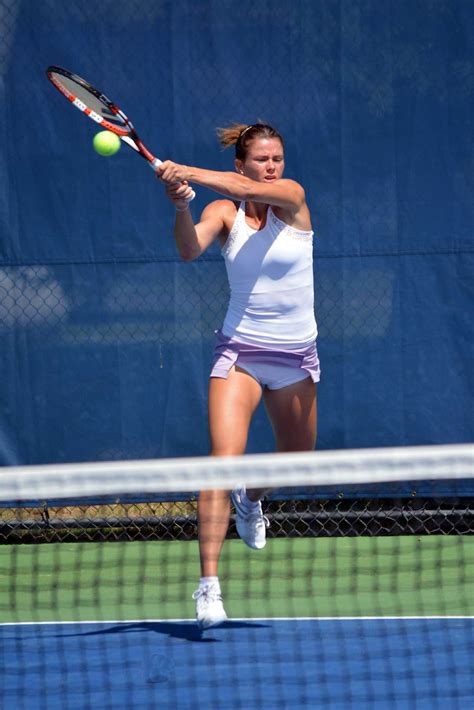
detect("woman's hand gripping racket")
[46,66,195,203]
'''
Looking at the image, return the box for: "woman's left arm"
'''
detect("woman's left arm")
[156,162,305,212]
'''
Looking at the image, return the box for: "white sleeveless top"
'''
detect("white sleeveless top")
[221,202,317,347]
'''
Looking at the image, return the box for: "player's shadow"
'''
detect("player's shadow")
[44,620,270,644]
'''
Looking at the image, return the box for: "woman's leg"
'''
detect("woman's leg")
[198,366,262,577]
[264,376,317,451]
[246,377,317,502]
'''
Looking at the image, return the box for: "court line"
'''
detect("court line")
[2,615,473,627]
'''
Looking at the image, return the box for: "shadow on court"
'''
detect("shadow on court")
[40,619,270,643]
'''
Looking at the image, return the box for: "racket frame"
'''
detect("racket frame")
[47,66,160,169]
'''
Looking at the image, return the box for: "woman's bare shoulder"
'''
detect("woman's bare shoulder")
[201,199,239,231]
[203,198,239,216]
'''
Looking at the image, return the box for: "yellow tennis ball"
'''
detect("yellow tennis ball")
[93,130,121,157]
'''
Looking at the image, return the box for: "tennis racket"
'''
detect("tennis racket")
[46,66,195,200]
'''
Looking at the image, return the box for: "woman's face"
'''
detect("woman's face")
[236,137,285,183]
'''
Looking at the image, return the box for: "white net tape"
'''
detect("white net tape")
[1,443,473,501]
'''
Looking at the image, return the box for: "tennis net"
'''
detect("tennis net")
[1,444,473,709]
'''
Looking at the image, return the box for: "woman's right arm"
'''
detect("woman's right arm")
[164,183,229,262]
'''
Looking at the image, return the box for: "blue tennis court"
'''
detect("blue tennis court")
[2,617,473,709]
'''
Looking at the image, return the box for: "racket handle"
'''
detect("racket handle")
[150,158,196,202]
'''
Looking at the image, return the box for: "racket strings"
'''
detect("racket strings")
[50,71,130,132]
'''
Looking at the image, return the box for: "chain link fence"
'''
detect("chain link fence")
[0,261,394,342]
[2,492,473,544]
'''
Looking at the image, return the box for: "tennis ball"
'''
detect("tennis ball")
[93,131,121,157]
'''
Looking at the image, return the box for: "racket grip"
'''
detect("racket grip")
[150,158,196,202]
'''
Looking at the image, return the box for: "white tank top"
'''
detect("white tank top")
[221,202,317,347]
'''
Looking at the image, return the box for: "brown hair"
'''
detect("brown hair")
[216,122,284,160]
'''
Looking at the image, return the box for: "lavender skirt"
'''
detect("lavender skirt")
[210,330,321,389]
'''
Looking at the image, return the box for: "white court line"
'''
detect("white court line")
[1,615,473,627]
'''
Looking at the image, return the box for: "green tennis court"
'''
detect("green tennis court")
[3,535,473,623]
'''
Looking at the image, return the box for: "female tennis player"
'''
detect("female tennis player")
[156,123,320,629]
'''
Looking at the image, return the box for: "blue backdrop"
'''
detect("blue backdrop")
[0,0,472,465]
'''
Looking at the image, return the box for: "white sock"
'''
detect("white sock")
[199,576,220,590]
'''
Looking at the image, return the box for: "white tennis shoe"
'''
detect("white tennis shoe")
[231,487,269,550]
[192,583,228,629]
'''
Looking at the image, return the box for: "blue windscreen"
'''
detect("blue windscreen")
[0,0,472,466]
